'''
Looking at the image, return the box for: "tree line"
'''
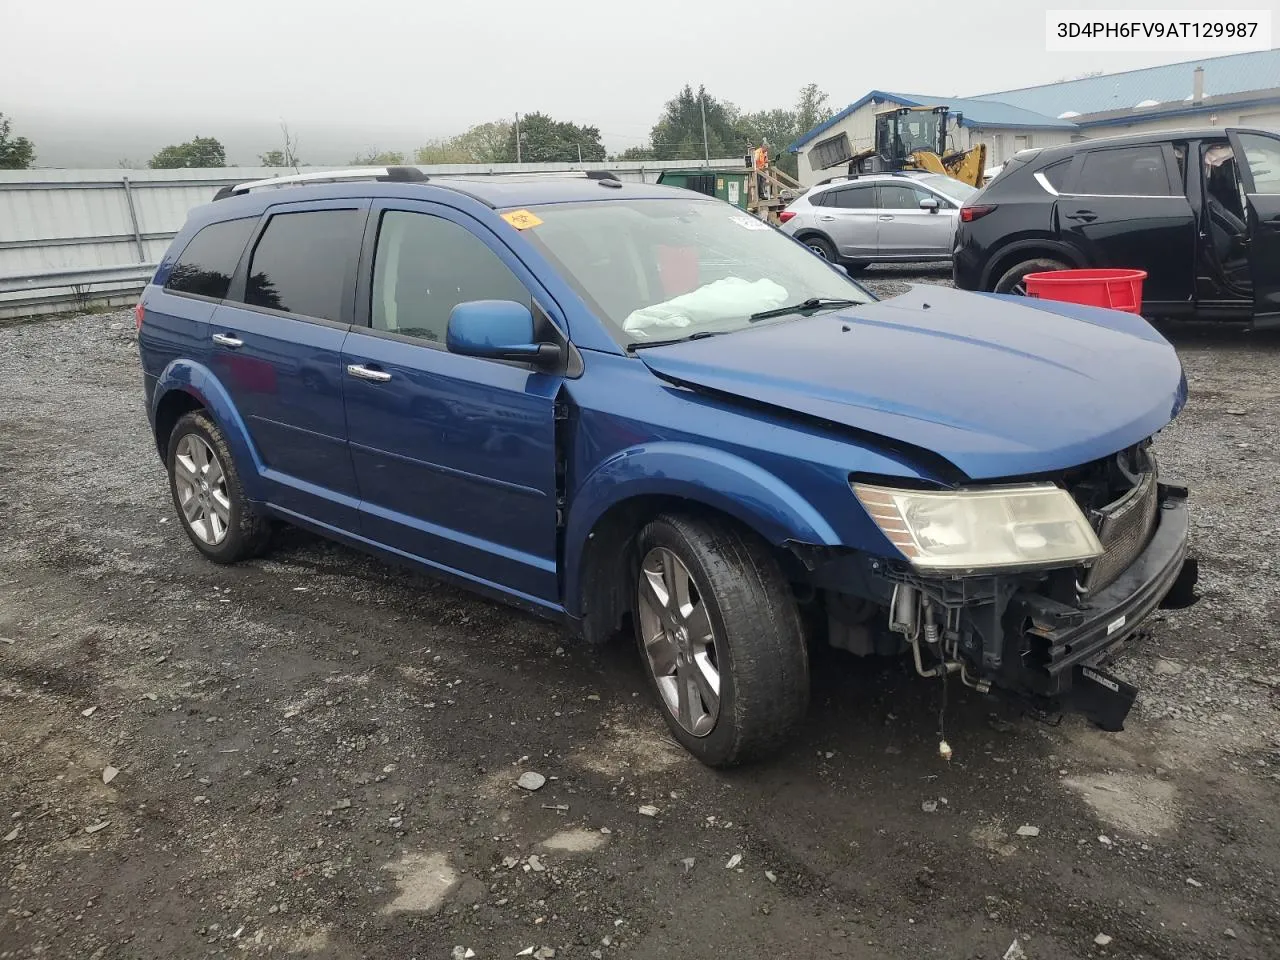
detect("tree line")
[0,85,834,172]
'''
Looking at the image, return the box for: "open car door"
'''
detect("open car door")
[1228,130,1280,320]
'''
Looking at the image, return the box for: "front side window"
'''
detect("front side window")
[164,218,255,299]
[1075,146,1172,196]
[1236,133,1280,193]
[242,209,364,321]
[371,211,530,344]
[912,174,977,204]
[877,183,930,209]
[516,198,874,345]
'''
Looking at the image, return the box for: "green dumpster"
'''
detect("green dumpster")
[655,169,750,210]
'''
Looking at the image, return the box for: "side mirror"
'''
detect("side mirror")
[446,300,560,367]
[918,197,940,213]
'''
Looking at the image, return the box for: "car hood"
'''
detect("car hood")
[636,285,1186,481]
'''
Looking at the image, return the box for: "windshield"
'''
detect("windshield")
[515,198,873,345]
[898,113,941,155]
[914,173,978,203]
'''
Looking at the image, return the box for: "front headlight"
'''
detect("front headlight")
[853,482,1104,573]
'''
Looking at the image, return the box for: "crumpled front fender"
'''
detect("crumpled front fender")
[561,441,841,617]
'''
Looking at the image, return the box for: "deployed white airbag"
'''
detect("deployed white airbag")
[623,277,789,337]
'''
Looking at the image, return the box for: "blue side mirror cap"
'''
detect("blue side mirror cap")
[446,300,558,366]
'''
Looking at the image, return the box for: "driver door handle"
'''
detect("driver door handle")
[878,215,895,221]
[1066,210,1098,222]
[346,364,392,383]
[211,333,243,349]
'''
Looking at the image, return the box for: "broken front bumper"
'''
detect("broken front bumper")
[1006,484,1196,724]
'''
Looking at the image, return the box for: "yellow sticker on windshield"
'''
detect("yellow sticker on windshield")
[502,209,543,230]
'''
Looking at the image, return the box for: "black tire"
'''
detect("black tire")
[845,261,869,275]
[994,257,1069,295]
[632,514,809,767]
[803,236,837,263]
[166,410,272,564]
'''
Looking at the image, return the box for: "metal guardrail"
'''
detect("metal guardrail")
[0,263,156,292]
[0,159,747,320]
[0,263,155,319]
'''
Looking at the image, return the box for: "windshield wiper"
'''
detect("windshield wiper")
[748,297,859,323]
[627,330,724,351]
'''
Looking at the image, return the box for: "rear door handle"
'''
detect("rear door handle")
[878,215,894,221]
[818,215,836,222]
[346,363,392,383]
[1066,211,1098,222]
[211,333,243,348]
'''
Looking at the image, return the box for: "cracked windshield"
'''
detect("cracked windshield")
[516,198,873,344]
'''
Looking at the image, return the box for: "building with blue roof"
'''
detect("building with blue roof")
[788,50,1280,186]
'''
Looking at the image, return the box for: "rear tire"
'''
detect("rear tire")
[632,514,809,767]
[994,257,1069,296]
[167,410,272,564]
[803,236,837,263]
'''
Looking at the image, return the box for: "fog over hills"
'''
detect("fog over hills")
[11,110,457,169]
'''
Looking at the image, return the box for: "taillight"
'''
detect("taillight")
[777,210,796,224]
[134,301,145,331]
[959,204,997,223]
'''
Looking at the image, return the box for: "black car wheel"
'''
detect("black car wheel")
[632,513,809,767]
[994,257,1069,296]
[167,410,273,564]
[804,237,837,262]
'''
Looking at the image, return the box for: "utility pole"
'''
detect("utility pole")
[576,142,582,164]
[515,112,522,164]
[700,95,710,166]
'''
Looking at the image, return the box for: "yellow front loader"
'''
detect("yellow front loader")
[843,105,987,188]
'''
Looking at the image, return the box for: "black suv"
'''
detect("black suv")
[953,127,1280,323]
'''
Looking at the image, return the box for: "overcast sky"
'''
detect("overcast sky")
[3,0,1268,164]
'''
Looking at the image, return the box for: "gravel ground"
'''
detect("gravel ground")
[1,286,1278,960]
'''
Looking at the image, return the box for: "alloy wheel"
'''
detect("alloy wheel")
[636,547,722,737]
[173,434,231,545]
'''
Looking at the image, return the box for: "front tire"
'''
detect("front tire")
[167,410,272,564]
[632,514,809,767]
[993,257,1068,296]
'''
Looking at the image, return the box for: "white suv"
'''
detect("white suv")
[779,172,977,272]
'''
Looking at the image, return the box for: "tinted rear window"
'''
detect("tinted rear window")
[1040,159,1073,191]
[164,218,255,299]
[241,209,364,321]
[826,186,875,209]
[1076,146,1172,196]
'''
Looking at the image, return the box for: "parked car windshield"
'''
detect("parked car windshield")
[914,174,978,203]
[515,198,873,345]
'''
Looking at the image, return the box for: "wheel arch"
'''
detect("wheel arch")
[151,360,266,500]
[980,238,1086,290]
[790,228,838,252]
[563,444,841,642]
[152,389,206,461]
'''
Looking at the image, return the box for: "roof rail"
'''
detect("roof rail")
[444,169,623,182]
[218,165,428,199]
[815,169,929,187]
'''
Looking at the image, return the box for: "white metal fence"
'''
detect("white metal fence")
[0,160,745,318]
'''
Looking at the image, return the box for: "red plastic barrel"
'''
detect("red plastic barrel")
[1022,268,1147,314]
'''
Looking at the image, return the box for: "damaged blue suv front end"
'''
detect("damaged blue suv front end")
[610,281,1197,732]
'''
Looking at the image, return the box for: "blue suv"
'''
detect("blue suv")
[138,166,1197,766]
